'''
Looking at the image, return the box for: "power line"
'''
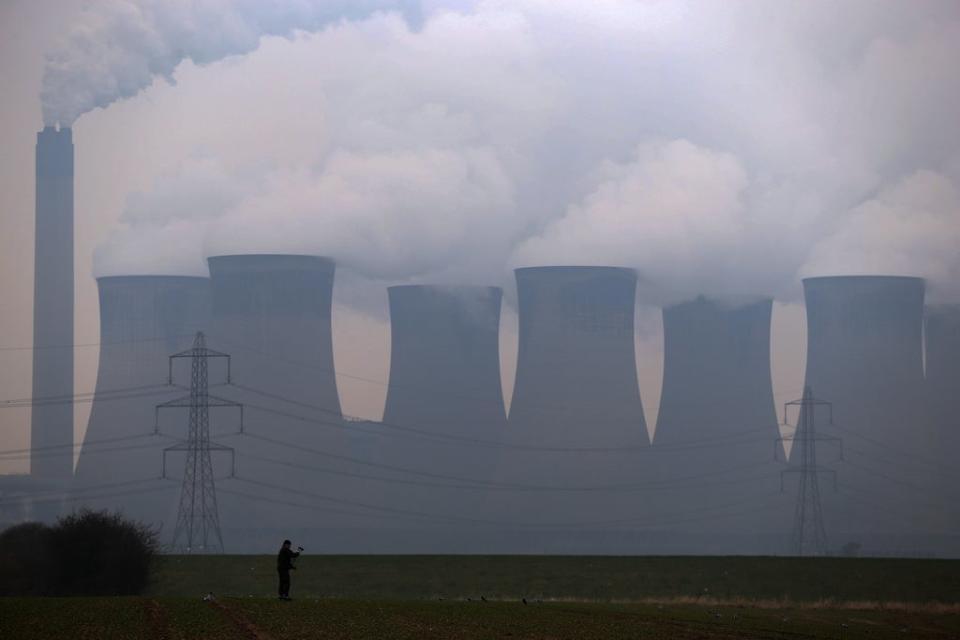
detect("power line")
[1,483,176,507]
[230,474,785,530]
[0,334,198,353]
[238,447,777,493]
[233,380,777,454]
[0,384,176,409]
[0,432,174,459]
[218,337,802,418]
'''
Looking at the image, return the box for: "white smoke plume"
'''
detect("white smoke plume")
[803,171,960,302]
[511,140,766,302]
[87,1,960,304]
[41,0,423,126]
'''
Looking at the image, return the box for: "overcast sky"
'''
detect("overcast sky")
[2,0,959,473]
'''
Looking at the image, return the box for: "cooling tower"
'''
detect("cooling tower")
[376,285,507,527]
[207,254,341,417]
[73,276,210,523]
[798,276,933,548]
[923,305,960,536]
[498,267,648,548]
[206,255,350,546]
[509,267,647,442]
[31,126,74,491]
[651,296,785,547]
[383,285,506,445]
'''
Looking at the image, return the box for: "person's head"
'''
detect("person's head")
[282,539,292,548]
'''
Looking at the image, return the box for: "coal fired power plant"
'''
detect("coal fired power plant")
[796,276,935,549]
[30,125,75,504]
[651,295,786,552]
[497,266,649,551]
[73,276,210,523]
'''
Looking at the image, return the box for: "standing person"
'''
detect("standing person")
[276,539,301,600]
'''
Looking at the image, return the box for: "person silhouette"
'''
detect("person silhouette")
[276,539,301,600]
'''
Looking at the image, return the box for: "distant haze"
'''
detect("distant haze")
[0,0,956,471]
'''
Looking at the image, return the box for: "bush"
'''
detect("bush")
[0,509,158,596]
[0,522,55,596]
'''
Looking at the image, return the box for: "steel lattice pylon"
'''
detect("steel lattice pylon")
[159,332,240,553]
[777,387,842,556]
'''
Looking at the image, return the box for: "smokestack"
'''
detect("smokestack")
[923,304,960,534]
[206,254,348,547]
[799,276,933,546]
[31,125,74,491]
[377,285,507,530]
[651,296,784,548]
[73,276,210,521]
[499,267,648,548]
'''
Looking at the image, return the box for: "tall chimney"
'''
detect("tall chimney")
[652,295,785,548]
[73,276,210,522]
[798,276,932,546]
[31,126,74,488]
[499,267,648,547]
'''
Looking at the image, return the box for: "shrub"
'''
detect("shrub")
[0,509,158,596]
[0,521,55,596]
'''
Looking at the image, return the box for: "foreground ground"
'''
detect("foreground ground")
[4,556,960,638]
[2,596,960,639]
[150,555,960,602]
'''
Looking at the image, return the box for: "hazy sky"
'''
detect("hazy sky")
[3,0,959,473]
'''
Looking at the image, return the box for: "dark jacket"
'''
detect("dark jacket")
[277,546,300,572]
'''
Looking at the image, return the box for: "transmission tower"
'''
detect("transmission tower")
[777,386,842,556]
[157,332,241,553]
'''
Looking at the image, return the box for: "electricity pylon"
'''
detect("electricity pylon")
[777,387,842,556]
[157,332,240,553]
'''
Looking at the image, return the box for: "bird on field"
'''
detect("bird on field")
[522,598,528,605]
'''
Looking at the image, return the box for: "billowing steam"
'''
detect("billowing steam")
[803,170,960,300]
[41,0,422,126]
[86,1,960,303]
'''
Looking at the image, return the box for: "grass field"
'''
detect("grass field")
[149,554,960,603]
[2,596,960,639]
[4,556,960,639]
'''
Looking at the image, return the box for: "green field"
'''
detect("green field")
[149,554,960,603]
[2,596,959,639]
[4,556,960,639]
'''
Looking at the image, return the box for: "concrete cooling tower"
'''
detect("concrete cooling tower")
[206,255,352,549]
[651,296,786,552]
[798,276,935,552]
[497,267,649,551]
[381,285,506,466]
[923,305,960,538]
[73,276,210,524]
[31,126,74,501]
[374,285,507,548]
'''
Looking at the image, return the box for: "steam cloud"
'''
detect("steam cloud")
[41,0,422,126]
[85,1,960,303]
